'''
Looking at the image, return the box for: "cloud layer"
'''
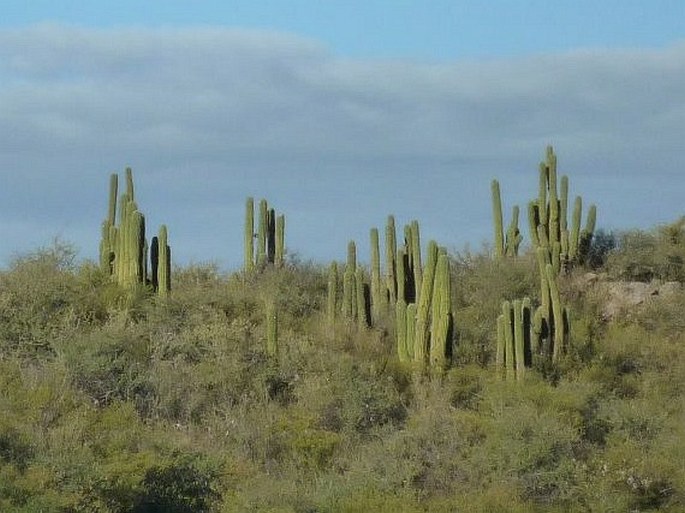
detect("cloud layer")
[1,24,684,268]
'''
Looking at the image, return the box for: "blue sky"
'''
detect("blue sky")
[1,3,684,269]
[3,1,684,59]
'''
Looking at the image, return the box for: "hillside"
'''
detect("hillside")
[1,212,684,512]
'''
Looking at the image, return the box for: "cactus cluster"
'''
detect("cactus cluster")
[327,217,453,370]
[528,146,597,273]
[98,168,170,295]
[244,197,285,271]
[497,298,532,381]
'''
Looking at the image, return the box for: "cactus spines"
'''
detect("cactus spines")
[244,197,255,272]
[491,179,505,258]
[275,214,285,267]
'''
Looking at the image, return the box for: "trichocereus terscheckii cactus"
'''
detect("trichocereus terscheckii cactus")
[496,269,571,381]
[528,146,597,273]
[490,179,522,258]
[326,218,454,372]
[99,168,171,296]
[244,197,286,271]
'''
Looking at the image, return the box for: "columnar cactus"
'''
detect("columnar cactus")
[491,179,505,258]
[396,299,409,362]
[414,240,438,364]
[156,225,171,297]
[244,197,255,272]
[528,146,597,272]
[497,298,532,381]
[355,267,368,329]
[342,241,357,319]
[429,252,452,369]
[327,262,338,326]
[266,299,278,357]
[99,168,171,296]
[275,214,285,267]
[410,220,423,301]
[245,197,286,271]
[385,215,398,305]
[257,199,268,267]
[370,228,385,324]
[491,179,522,258]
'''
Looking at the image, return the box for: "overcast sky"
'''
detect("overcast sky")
[1,2,684,269]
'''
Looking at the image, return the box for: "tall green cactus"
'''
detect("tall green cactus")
[99,173,119,273]
[267,208,276,264]
[100,168,170,296]
[327,262,338,326]
[505,205,522,257]
[245,197,286,271]
[157,225,171,297]
[528,146,597,272]
[275,214,285,267]
[257,199,268,267]
[396,299,409,362]
[370,228,384,324]
[410,220,423,301]
[429,252,452,369]
[491,179,505,258]
[413,240,438,365]
[355,267,368,329]
[244,197,255,272]
[265,299,278,357]
[385,215,398,305]
[497,298,532,381]
[491,179,522,258]
[342,241,357,320]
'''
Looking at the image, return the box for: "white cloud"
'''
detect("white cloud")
[1,24,684,267]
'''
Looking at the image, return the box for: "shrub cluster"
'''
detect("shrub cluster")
[0,234,684,512]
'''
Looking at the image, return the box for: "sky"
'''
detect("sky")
[1,1,684,269]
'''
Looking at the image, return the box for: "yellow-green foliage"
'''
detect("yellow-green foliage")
[1,231,685,512]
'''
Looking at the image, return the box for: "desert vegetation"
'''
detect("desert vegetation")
[0,148,683,512]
